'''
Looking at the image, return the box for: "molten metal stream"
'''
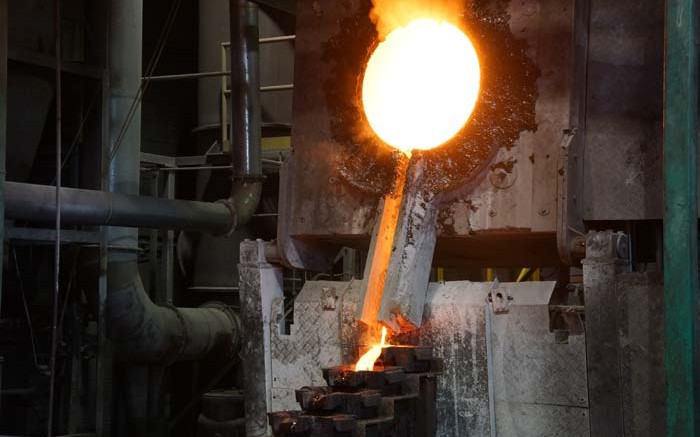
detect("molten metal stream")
[358,155,409,327]
[355,327,389,371]
[357,18,480,339]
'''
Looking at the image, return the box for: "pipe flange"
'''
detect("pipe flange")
[214,198,238,237]
[200,301,242,358]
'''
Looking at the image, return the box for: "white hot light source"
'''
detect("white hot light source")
[362,19,481,153]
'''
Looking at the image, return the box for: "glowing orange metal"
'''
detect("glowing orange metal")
[362,19,480,153]
[358,19,481,334]
[355,327,389,371]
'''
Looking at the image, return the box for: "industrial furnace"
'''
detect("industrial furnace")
[0,0,675,435]
[241,0,665,436]
[278,0,577,272]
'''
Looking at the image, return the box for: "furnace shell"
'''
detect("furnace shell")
[278,0,581,269]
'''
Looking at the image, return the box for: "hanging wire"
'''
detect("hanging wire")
[11,248,41,369]
[57,248,81,346]
[102,0,182,181]
[44,1,183,429]
[47,0,62,433]
[50,82,102,185]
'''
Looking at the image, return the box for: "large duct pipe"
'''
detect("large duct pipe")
[5,181,236,234]
[107,262,239,362]
[104,0,239,364]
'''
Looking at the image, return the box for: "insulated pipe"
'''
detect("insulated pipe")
[102,0,240,366]
[5,181,236,234]
[108,0,143,255]
[228,0,264,227]
[229,0,263,181]
[107,261,240,362]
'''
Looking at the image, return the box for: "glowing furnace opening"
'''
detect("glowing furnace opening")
[362,19,481,153]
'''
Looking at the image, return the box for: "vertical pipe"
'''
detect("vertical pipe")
[229,0,262,180]
[48,0,63,433]
[163,172,175,304]
[221,43,229,150]
[664,0,699,435]
[0,0,7,320]
[148,174,159,298]
[108,0,143,257]
[198,0,229,138]
[96,70,113,437]
[107,2,142,435]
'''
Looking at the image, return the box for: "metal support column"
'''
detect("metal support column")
[239,240,284,436]
[664,0,699,435]
[0,0,7,317]
[162,172,175,305]
[582,231,630,436]
[148,173,160,299]
[96,69,113,437]
[0,3,6,419]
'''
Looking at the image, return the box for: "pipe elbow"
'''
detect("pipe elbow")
[226,178,263,229]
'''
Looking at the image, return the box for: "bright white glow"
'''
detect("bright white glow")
[354,327,388,371]
[362,19,481,152]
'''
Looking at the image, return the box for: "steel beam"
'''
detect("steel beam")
[250,0,295,14]
[582,231,629,436]
[238,240,284,437]
[664,0,699,435]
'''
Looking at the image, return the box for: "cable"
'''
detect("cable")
[50,82,102,185]
[11,248,41,369]
[57,248,80,347]
[47,0,62,433]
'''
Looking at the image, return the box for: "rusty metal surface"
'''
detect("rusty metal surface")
[268,411,356,437]
[320,0,537,195]
[271,361,440,437]
[379,346,436,374]
[279,0,578,269]
[270,280,590,436]
[323,365,406,396]
[295,387,382,419]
